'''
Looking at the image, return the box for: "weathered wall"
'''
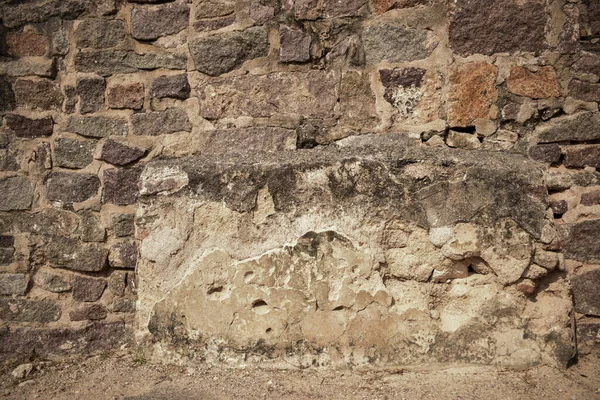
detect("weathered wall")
[0,0,599,367]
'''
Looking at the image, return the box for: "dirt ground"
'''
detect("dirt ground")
[1,351,600,400]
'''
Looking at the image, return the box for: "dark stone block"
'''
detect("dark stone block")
[103,166,143,205]
[529,144,561,164]
[46,237,108,272]
[77,210,106,243]
[100,139,146,166]
[14,78,63,111]
[112,214,135,237]
[560,220,600,263]
[581,190,600,206]
[0,273,29,295]
[0,176,34,211]
[75,50,187,76]
[131,3,189,41]
[5,114,53,138]
[76,76,106,114]
[66,115,127,138]
[564,145,600,169]
[46,172,101,203]
[109,241,138,269]
[75,18,126,49]
[0,76,16,112]
[131,109,191,136]
[69,304,108,321]
[72,276,107,302]
[150,74,190,100]
[54,137,97,169]
[0,298,61,323]
[572,269,600,316]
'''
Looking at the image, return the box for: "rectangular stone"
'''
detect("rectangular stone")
[0,273,29,296]
[197,71,337,120]
[564,145,600,169]
[203,127,297,155]
[46,237,108,272]
[131,109,191,136]
[537,112,600,143]
[5,114,53,138]
[0,57,57,78]
[66,115,128,138]
[75,50,187,76]
[0,298,61,323]
[0,176,34,211]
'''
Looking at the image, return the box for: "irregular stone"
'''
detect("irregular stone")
[69,304,108,321]
[46,172,101,203]
[0,150,18,172]
[371,0,433,14]
[75,50,187,76]
[14,78,63,110]
[108,242,138,269]
[563,145,600,169]
[193,15,236,32]
[197,71,337,120]
[545,169,600,191]
[506,66,561,99]
[112,298,136,313]
[537,112,600,143]
[1,0,90,28]
[11,363,34,379]
[249,3,274,24]
[140,165,189,195]
[5,114,53,138]
[188,26,269,76]
[550,200,568,215]
[202,127,296,155]
[279,25,311,63]
[534,248,558,270]
[6,30,48,57]
[195,0,236,18]
[131,3,190,41]
[48,18,69,56]
[572,270,600,316]
[363,22,436,64]
[34,270,72,293]
[560,220,600,263]
[448,0,547,56]
[0,176,34,211]
[294,0,366,19]
[54,137,97,169]
[100,139,146,166]
[107,82,145,110]
[528,144,561,163]
[0,58,57,78]
[568,80,600,103]
[0,299,61,323]
[150,74,190,100]
[108,271,127,296]
[72,276,107,302]
[112,214,135,237]
[103,166,143,205]
[0,274,29,296]
[0,76,16,112]
[75,19,126,49]
[573,52,600,76]
[76,76,105,114]
[0,236,15,266]
[539,112,600,143]
[340,71,379,130]
[522,264,549,280]
[448,62,497,127]
[131,109,191,136]
[581,190,600,206]
[446,130,481,149]
[47,237,108,272]
[64,86,77,114]
[66,115,128,138]
[77,210,106,243]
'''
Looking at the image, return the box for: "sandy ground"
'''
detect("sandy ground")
[1,351,600,400]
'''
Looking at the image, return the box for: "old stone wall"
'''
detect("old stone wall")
[0,0,599,367]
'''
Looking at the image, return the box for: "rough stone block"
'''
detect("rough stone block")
[0,57,57,78]
[6,114,53,138]
[112,214,135,237]
[77,211,106,243]
[76,76,106,114]
[107,82,145,109]
[72,276,107,302]
[537,112,600,143]
[563,145,600,169]
[0,176,34,211]
[572,270,600,316]
[0,299,61,323]
[203,127,296,156]
[150,74,190,100]
[69,304,108,321]
[294,0,366,19]
[112,298,136,313]
[0,76,16,112]
[193,15,235,32]
[75,50,187,76]
[54,137,97,169]
[131,3,190,41]
[100,139,146,166]
[131,109,191,136]
[560,220,600,263]
[577,320,600,355]
[34,270,72,293]
[0,274,29,296]
[75,19,126,49]
[506,66,561,99]
[109,242,138,269]
[66,115,128,138]
[363,22,436,64]
[108,271,127,296]
[14,78,63,110]
[529,144,561,164]
[189,26,269,76]
[195,0,235,19]
[339,71,379,130]
[6,30,48,57]
[47,237,108,272]
[2,0,90,28]
[197,71,337,120]
[46,172,101,203]
[279,25,311,63]
[448,62,498,127]
[581,190,600,206]
[103,166,143,205]
[448,0,547,56]
[569,80,600,103]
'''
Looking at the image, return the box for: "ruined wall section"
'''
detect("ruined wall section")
[0,0,598,363]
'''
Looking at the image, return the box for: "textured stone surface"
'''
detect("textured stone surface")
[279,25,311,63]
[34,270,72,293]
[109,242,138,270]
[66,115,128,138]
[77,76,105,114]
[0,76,16,112]
[75,19,126,49]
[101,139,146,166]
[0,58,57,78]
[151,75,190,100]
[70,304,108,321]
[46,237,108,272]
[131,3,190,41]
[529,144,561,164]
[537,112,600,143]
[293,0,366,19]
[0,176,34,211]
[363,22,436,64]
[569,80,600,103]
[72,276,107,302]
[339,71,379,130]
[448,0,547,56]
[560,220,600,263]
[131,109,191,136]
[75,50,187,76]
[572,270,600,316]
[0,274,29,296]
[77,210,106,243]
[103,167,143,205]
[564,145,600,169]
[6,114,53,138]
[507,67,561,99]
[189,27,269,76]
[112,214,135,237]
[2,0,90,28]
[448,63,498,127]
[6,30,48,57]
[46,172,101,203]
[0,299,61,323]
[581,190,600,206]
[202,127,296,156]
[14,78,63,110]
[54,137,97,169]
[107,82,145,109]
[197,71,337,120]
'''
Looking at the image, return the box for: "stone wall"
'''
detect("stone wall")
[0,0,599,367]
